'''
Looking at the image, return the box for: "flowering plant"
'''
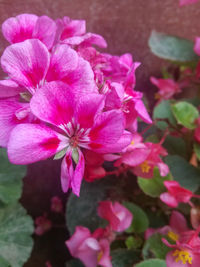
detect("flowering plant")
[0,6,200,267]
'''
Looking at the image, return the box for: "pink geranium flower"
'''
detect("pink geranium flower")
[145,211,189,242]
[150,77,181,101]
[7,81,131,195]
[66,226,112,267]
[2,14,56,49]
[97,201,133,232]
[160,181,194,207]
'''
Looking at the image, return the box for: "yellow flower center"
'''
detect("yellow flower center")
[131,139,135,145]
[167,231,179,242]
[154,93,161,100]
[173,249,192,264]
[140,161,151,173]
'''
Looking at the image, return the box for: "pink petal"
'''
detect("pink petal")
[0,80,23,98]
[180,0,198,6]
[89,110,126,153]
[112,202,133,232]
[46,44,78,81]
[2,14,38,43]
[194,37,200,56]
[75,94,105,129]
[160,192,178,208]
[32,16,57,49]
[98,239,112,267]
[134,99,152,124]
[30,81,75,127]
[59,18,86,40]
[170,211,188,234]
[71,149,85,196]
[0,99,29,147]
[1,39,50,92]
[120,147,150,166]
[7,123,65,164]
[157,162,170,176]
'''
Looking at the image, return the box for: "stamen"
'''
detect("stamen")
[140,161,151,173]
[97,251,103,262]
[172,249,192,264]
[167,231,179,242]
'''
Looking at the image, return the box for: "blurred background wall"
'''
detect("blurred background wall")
[0,0,200,265]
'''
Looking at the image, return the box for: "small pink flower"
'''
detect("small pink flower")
[51,196,63,213]
[97,201,133,232]
[66,226,112,267]
[145,211,189,242]
[160,181,194,207]
[2,14,56,49]
[34,214,52,236]
[150,77,181,101]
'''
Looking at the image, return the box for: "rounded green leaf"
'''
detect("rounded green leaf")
[153,100,176,126]
[135,259,166,267]
[149,30,198,62]
[137,168,172,197]
[123,202,149,233]
[0,149,27,204]
[172,101,199,129]
[0,203,34,267]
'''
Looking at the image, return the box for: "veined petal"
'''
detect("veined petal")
[88,110,125,153]
[32,16,57,49]
[2,14,38,43]
[46,44,78,81]
[30,81,75,127]
[7,123,67,164]
[1,39,50,91]
[0,99,29,147]
[0,80,23,98]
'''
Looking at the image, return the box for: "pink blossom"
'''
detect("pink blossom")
[179,0,199,6]
[2,14,56,49]
[51,196,63,213]
[194,37,200,56]
[7,82,131,195]
[66,226,112,267]
[150,77,181,101]
[56,16,107,48]
[163,228,200,267]
[34,214,52,236]
[132,142,169,178]
[145,211,189,242]
[160,181,194,207]
[97,201,133,232]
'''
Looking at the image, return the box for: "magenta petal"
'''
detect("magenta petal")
[46,44,78,81]
[89,110,125,153]
[98,239,112,267]
[121,148,150,166]
[61,151,73,193]
[2,14,38,44]
[170,211,188,233]
[32,16,56,49]
[7,123,65,164]
[0,80,23,98]
[60,18,86,40]
[160,192,178,208]
[1,39,50,92]
[194,37,200,56]
[30,81,75,127]
[71,149,85,196]
[0,99,29,147]
[134,99,152,124]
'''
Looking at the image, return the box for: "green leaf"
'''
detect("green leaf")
[72,148,79,164]
[135,259,167,267]
[165,155,200,191]
[142,233,170,259]
[163,135,187,158]
[66,179,116,234]
[111,249,140,267]
[172,101,199,129]
[123,202,149,233]
[149,30,198,62]
[153,100,176,126]
[125,236,143,249]
[137,168,172,197]
[0,203,34,267]
[0,149,27,204]
[194,142,200,160]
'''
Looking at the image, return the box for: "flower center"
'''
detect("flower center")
[172,249,192,264]
[69,136,79,148]
[140,161,151,173]
[97,250,103,262]
[167,231,179,242]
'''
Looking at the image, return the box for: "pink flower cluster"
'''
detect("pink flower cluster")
[0,13,171,196]
[66,201,133,267]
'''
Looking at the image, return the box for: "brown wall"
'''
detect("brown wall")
[1,0,200,265]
